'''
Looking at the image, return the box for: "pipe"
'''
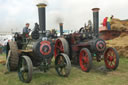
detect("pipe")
[92,8,100,38]
[37,3,47,37]
[59,23,63,36]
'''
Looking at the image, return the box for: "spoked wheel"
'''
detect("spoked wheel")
[54,38,69,58]
[104,47,119,70]
[79,48,92,72]
[18,56,33,83]
[55,53,71,77]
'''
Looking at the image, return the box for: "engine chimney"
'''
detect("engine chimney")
[59,23,63,36]
[92,8,100,38]
[37,3,47,37]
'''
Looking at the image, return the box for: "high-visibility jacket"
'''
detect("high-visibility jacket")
[107,17,112,22]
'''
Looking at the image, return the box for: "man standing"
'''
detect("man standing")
[103,17,108,27]
[23,23,30,38]
[107,15,114,30]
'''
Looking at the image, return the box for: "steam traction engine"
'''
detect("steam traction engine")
[6,3,71,83]
[54,8,119,72]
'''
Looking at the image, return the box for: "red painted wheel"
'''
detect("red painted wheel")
[54,38,69,58]
[104,47,119,70]
[79,48,92,72]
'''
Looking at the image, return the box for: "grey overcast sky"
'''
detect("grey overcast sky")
[0,0,128,32]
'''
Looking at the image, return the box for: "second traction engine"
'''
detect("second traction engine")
[54,8,119,72]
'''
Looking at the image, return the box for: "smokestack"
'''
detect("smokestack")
[92,8,100,38]
[59,23,63,36]
[37,3,47,37]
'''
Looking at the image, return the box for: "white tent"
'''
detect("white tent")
[0,35,13,46]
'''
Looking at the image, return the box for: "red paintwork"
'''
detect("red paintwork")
[40,41,51,55]
[96,40,106,51]
[104,48,117,69]
[72,45,79,51]
[71,33,81,44]
[79,49,89,71]
[54,39,64,58]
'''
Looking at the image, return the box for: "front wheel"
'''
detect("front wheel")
[79,48,92,72]
[104,47,119,70]
[55,53,71,77]
[18,56,33,83]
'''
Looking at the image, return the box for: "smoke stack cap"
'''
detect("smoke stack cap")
[37,3,47,8]
[92,8,100,12]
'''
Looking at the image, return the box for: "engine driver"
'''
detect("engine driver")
[23,23,30,38]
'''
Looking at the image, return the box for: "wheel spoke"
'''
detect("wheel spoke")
[57,46,63,52]
[110,61,113,66]
[61,68,66,75]
[56,46,61,49]
[107,51,111,56]
[82,52,88,64]
[111,52,114,57]
[20,67,25,72]
[60,56,63,61]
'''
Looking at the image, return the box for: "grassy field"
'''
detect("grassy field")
[0,55,128,85]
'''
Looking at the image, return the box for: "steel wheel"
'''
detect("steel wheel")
[6,50,11,72]
[79,48,92,72]
[54,38,69,58]
[55,53,71,77]
[18,56,33,83]
[104,47,119,70]
[6,41,19,71]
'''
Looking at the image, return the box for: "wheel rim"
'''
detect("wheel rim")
[54,39,64,57]
[55,54,70,77]
[104,48,117,69]
[6,50,11,72]
[79,50,89,71]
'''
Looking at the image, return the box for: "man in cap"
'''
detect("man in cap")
[23,23,30,38]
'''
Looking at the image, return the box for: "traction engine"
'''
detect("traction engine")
[6,3,71,83]
[54,8,119,72]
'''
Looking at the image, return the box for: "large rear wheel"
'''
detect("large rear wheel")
[79,48,92,72]
[6,50,11,72]
[18,56,33,83]
[54,38,69,58]
[55,53,71,77]
[6,41,19,71]
[104,47,119,70]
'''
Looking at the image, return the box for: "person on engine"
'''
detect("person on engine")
[23,23,30,38]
